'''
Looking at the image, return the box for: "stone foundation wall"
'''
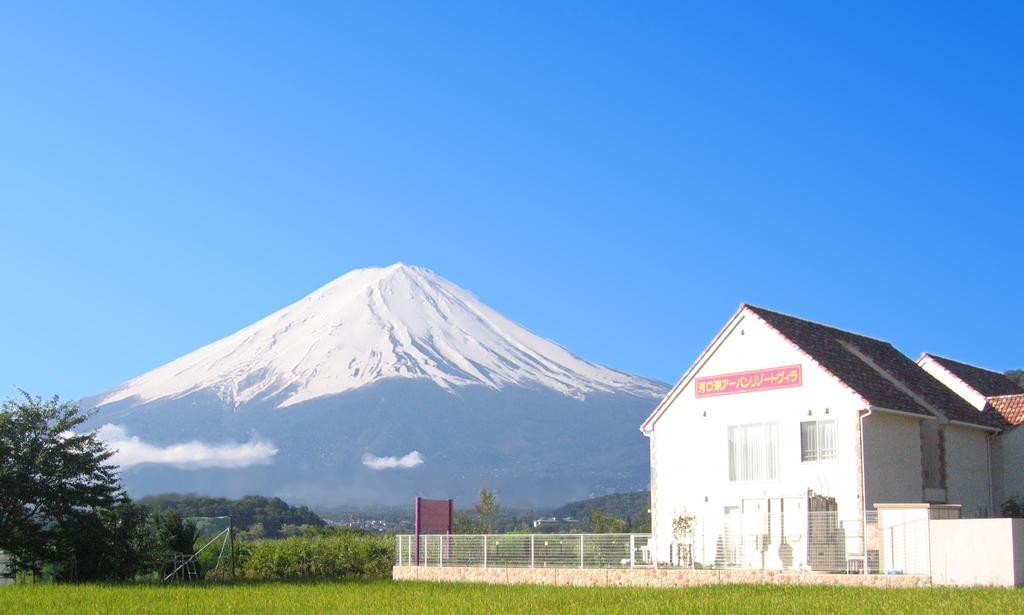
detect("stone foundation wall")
[393,565,931,588]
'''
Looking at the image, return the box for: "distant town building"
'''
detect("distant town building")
[0,551,12,585]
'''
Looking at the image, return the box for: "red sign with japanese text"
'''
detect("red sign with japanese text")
[695,365,802,398]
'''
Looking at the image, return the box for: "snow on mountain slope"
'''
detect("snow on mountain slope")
[97,263,665,409]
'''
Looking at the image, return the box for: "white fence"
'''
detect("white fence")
[666,509,935,575]
[396,534,656,569]
[397,511,932,575]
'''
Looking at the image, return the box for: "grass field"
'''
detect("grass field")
[1,580,1022,614]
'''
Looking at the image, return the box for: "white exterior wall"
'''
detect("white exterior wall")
[929,518,1024,586]
[648,312,870,565]
[918,356,988,411]
[943,425,994,517]
[862,412,925,507]
[992,428,1024,508]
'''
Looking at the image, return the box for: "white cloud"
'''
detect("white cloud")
[362,450,424,470]
[96,424,278,470]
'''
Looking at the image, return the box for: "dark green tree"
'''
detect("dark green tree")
[1001,497,1024,518]
[629,510,652,533]
[137,494,323,538]
[51,496,154,581]
[154,510,198,555]
[0,392,121,574]
[473,488,499,533]
[588,506,628,533]
[453,512,482,534]
[1006,370,1024,390]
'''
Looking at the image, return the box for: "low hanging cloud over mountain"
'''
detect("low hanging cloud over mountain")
[96,424,278,469]
[362,450,424,470]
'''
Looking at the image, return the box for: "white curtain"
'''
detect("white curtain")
[801,421,818,461]
[819,420,837,460]
[728,422,778,481]
[801,420,837,462]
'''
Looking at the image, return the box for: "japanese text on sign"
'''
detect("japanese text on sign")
[695,365,802,398]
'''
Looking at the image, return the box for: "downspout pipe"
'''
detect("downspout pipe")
[859,407,872,510]
[859,406,872,568]
[987,433,995,517]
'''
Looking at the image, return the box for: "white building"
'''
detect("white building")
[641,304,1011,569]
[918,354,1024,509]
[0,551,11,585]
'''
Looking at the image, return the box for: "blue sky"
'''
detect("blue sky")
[1,2,1021,400]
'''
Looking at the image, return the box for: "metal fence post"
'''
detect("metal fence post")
[439,535,443,568]
[530,535,535,568]
[483,535,488,568]
[630,534,636,569]
[579,535,584,568]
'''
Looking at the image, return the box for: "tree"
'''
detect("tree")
[240,523,266,541]
[280,524,303,538]
[473,488,499,533]
[0,392,121,574]
[1001,497,1024,518]
[589,506,628,533]
[154,510,199,555]
[630,510,652,533]
[671,511,696,566]
[1006,370,1024,390]
[138,494,324,539]
[453,512,481,534]
[50,496,154,581]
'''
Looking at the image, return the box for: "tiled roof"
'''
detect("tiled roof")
[745,305,1004,429]
[921,354,1023,398]
[987,394,1024,427]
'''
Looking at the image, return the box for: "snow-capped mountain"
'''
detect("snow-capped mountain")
[97,263,663,409]
[87,264,667,508]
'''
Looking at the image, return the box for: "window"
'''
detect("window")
[801,420,837,462]
[728,422,778,481]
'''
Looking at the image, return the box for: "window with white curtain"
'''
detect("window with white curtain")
[800,419,837,462]
[727,422,778,481]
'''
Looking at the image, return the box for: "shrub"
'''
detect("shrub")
[233,532,393,580]
[1001,497,1024,518]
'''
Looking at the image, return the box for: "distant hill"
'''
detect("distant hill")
[551,491,650,522]
[138,494,324,538]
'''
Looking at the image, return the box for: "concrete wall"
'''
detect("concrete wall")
[929,518,1024,586]
[393,565,930,588]
[649,311,872,565]
[943,425,994,517]
[993,428,1024,508]
[862,412,925,508]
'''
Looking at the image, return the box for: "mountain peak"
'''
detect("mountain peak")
[95,265,666,410]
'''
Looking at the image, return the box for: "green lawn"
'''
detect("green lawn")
[1,580,1021,614]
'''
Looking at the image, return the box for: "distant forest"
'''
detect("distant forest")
[138,494,324,539]
[552,491,650,523]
